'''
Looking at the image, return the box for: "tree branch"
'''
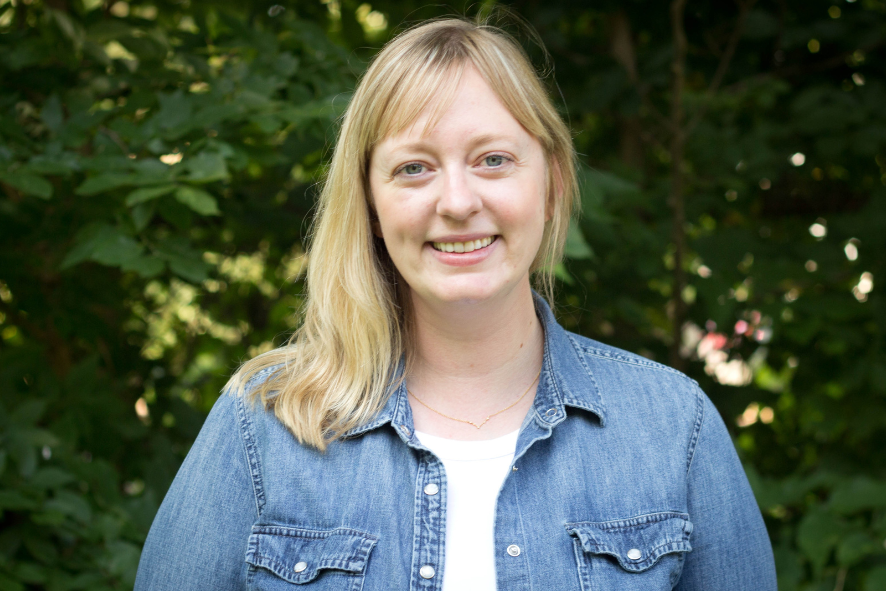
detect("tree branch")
[668,0,688,370]
[686,0,756,136]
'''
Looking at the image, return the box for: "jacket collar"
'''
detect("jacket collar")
[343,292,606,439]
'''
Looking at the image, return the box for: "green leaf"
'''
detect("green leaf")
[565,221,594,259]
[29,468,76,490]
[175,186,220,215]
[101,540,141,584]
[166,255,210,283]
[155,90,193,131]
[131,202,155,232]
[553,262,574,285]
[14,562,47,584]
[866,566,886,591]
[0,171,53,199]
[836,531,879,567]
[125,184,177,206]
[0,491,40,511]
[43,490,92,524]
[155,237,211,283]
[579,167,640,217]
[183,152,228,183]
[41,94,64,133]
[61,224,144,269]
[796,508,844,574]
[26,157,76,176]
[76,171,169,196]
[120,256,165,277]
[0,573,25,591]
[91,233,143,267]
[75,173,137,196]
[829,478,886,513]
[10,400,48,424]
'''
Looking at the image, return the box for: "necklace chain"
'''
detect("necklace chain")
[407,369,542,430]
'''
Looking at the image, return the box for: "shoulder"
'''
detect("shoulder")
[559,329,704,443]
[566,329,698,389]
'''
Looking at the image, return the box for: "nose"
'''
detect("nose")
[436,167,482,220]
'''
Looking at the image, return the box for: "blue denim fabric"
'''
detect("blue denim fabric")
[136,295,776,590]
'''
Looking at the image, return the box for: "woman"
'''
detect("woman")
[135,18,776,591]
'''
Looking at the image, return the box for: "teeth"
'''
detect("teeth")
[433,236,495,253]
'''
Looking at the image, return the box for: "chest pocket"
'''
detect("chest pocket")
[565,513,692,591]
[245,525,378,591]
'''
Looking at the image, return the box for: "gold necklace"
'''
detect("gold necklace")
[407,369,542,430]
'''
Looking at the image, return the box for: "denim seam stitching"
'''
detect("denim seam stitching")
[685,385,705,475]
[565,334,606,422]
[583,541,691,570]
[251,526,378,540]
[566,511,690,530]
[511,462,533,591]
[235,395,266,517]
[576,344,698,382]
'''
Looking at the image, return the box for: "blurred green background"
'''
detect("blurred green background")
[1,0,885,588]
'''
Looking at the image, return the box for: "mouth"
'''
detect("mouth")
[430,236,497,253]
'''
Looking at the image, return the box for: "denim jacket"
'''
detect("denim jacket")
[135,296,776,590]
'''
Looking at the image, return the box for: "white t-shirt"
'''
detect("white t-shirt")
[414,429,520,591]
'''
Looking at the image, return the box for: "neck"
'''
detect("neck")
[405,280,545,439]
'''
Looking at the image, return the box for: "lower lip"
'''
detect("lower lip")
[427,237,498,266]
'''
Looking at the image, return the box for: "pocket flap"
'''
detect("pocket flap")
[245,525,378,584]
[566,512,692,573]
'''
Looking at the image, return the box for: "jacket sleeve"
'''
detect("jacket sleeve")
[135,394,258,591]
[675,391,777,591]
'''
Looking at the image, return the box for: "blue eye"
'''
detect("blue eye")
[402,163,424,175]
[484,155,506,167]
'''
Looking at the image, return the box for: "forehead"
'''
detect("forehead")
[375,64,526,149]
[373,62,465,145]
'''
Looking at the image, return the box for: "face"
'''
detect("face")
[368,65,549,308]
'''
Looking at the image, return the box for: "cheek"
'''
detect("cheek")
[376,197,426,243]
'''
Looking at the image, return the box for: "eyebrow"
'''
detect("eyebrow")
[384,133,523,158]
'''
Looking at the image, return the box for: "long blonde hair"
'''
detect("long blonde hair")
[227,17,578,450]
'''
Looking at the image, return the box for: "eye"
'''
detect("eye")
[483,154,508,167]
[399,162,425,175]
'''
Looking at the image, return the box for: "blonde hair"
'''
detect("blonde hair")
[227,17,578,450]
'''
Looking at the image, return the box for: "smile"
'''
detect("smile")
[431,236,496,253]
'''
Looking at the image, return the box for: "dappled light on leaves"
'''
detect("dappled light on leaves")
[844,240,859,261]
[1,0,884,588]
[853,272,874,302]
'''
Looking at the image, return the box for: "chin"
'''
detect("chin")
[422,277,519,306]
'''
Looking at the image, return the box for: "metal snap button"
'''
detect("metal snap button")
[423,483,439,495]
[419,565,435,579]
[627,548,642,561]
[293,561,307,572]
[545,408,557,417]
[506,544,521,557]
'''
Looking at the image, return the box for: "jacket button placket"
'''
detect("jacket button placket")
[412,451,445,590]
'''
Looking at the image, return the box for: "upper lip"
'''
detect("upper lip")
[428,234,497,243]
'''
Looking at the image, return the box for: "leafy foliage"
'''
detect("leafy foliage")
[1,0,885,589]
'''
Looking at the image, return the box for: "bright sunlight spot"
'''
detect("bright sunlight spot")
[135,397,150,419]
[853,272,874,302]
[791,152,806,166]
[845,240,859,261]
[737,403,759,427]
[809,222,827,239]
